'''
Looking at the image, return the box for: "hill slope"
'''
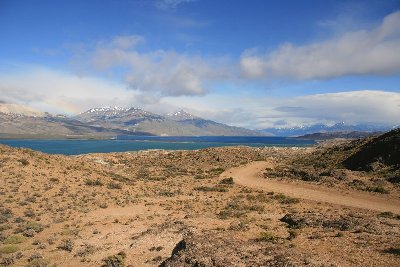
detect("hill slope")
[262,128,400,199]
[0,112,151,139]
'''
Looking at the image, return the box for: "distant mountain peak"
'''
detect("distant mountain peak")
[167,110,198,121]
[88,106,128,113]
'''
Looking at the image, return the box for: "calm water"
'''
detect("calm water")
[0,136,315,155]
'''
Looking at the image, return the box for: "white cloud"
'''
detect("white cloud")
[110,35,145,49]
[154,0,197,10]
[80,35,230,97]
[240,11,400,80]
[271,90,400,127]
[163,90,400,129]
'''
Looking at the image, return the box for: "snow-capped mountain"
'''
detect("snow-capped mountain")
[261,122,394,137]
[73,107,263,136]
[75,106,159,122]
[166,110,198,121]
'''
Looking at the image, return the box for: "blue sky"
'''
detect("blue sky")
[0,0,400,129]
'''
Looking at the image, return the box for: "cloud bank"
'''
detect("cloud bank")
[0,66,398,128]
[162,90,400,129]
[240,11,400,80]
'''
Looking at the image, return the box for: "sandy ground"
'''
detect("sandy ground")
[224,161,400,213]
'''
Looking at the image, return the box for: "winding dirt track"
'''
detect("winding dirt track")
[222,161,400,213]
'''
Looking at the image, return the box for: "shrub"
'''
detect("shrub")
[19,159,29,166]
[85,178,103,186]
[16,221,45,237]
[0,256,14,266]
[378,211,400,220]
[288,229,298,240]
[194,186,228,192]
[0,208,13,224]
[257,232,278,243]
[194,174,207,180]
[272,193,300,204]
[107,182,122,190]
[57,239,74,252]
[208,167,225,176]
[365,186,388,194]
[219,177,234,185]
[102,251,126,267]
[383,247,400,255]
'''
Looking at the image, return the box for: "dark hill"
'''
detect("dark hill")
[274,128,400,185]
[343,128,400,172]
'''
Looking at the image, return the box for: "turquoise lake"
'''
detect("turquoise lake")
[0,136,315,155]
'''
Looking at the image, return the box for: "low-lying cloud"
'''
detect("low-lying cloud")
[240,11,400,80]
[165,90,400,129]
[270,90,400,127]
[0,66,140,115]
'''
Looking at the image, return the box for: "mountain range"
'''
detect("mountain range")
[261,122,394,137]
[0,103,263,138]
[0,102,396,139]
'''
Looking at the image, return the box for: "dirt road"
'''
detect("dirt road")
[222,161,400,213]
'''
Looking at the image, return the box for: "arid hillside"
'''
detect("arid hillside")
[0,142,399,266]
[265,128,400,194]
